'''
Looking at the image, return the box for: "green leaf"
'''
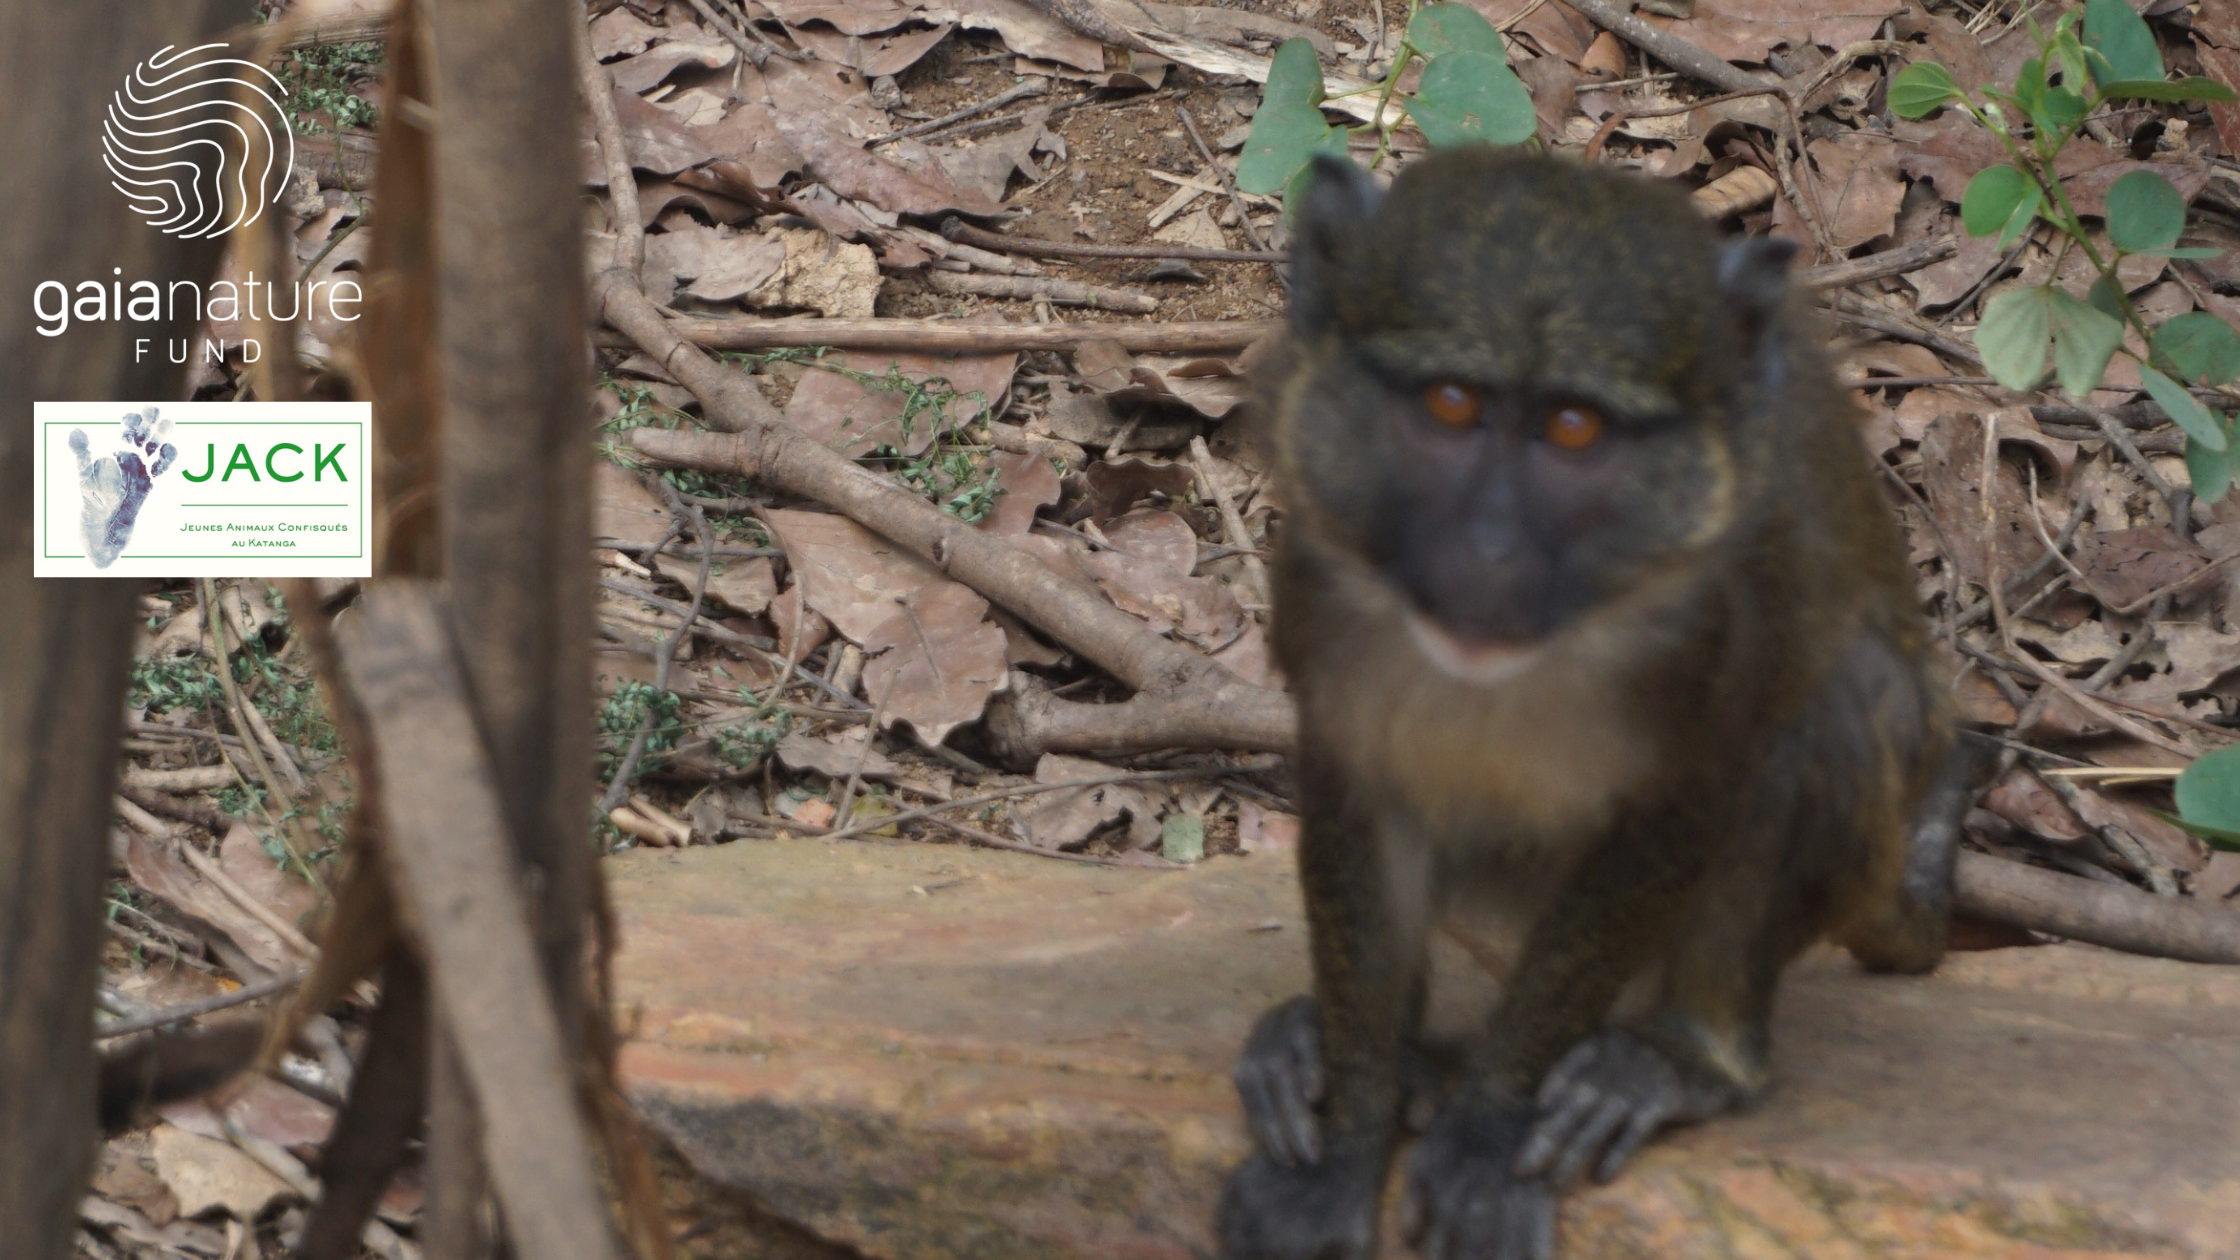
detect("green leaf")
[1160,811,1205,863]
[1889,61,1962,118]
[2087,273,2125,320]
[1406,3,1507,61]
[2153,311,2240,385]
[2186,419,2238,504]
[2139,361,2229,450]
[2104,169,2185,252]
[2098,76,2240,101]
[2047,288,2125,396]
[2176,744,2240,846]
[1995,184,2043,249]
[2152,808,2240,851]
[1975,287,2053,391]
[1261,37,1327,109]
[2035,85,2089,137]
[1238,101,1334,194]
[1961,165,2031,236]
[1405,51,1537,147]
[2082,0,2163,85]
[1277,128,1354,215]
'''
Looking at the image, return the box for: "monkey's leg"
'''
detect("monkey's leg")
[1219,764,1429,1260]
[1406,830,1706,1260]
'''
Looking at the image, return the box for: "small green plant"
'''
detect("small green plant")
[1890,0,2240,502]
[1237,3,1535,200]
[2169,743,2240,851]
[277,41,383,135]
[712,711,789,768]
[599,681,686,784]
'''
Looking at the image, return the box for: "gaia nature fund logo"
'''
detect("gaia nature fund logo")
[105,43,295,238]
[34,402,372,578]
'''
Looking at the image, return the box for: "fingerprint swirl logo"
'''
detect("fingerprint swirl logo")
[104,44,294,239]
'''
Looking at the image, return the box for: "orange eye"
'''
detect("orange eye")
[1424,382,1482,428]
[1544,405,1604,452]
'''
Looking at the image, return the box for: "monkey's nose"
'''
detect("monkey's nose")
[1468,518,1518,563]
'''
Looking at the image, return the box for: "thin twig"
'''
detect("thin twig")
[869,79,1047,146]
[2089,406,2193,542]
[821,762,1269,842]
[95,972,305,1040]
[1177,104,1269,253]
[943,217,1284,264]
[598,485,712,817]
[1188,435,1269,609]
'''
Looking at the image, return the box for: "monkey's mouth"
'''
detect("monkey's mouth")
[1402,608,1542,682]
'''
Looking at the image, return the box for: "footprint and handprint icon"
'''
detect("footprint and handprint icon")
[71,407,176,568]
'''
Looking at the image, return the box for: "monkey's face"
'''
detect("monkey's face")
[1274,149,1791,666]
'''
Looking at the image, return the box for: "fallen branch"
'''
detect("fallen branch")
[1955,850,2240,964]
[94,974,304,1040]
[1799,233,1959,290]
[1558,0,1779,96]
[607,315,1278,354]
[944,217,1285,265]
[925,269,1160,312]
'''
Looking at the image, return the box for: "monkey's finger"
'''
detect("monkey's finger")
[1544,1096,1633,1189]
[1520,1188,1558,1260]
[1594,1106,1666,1185]
[1536,1038,1604,1108]
[1514,1082,1598,1176]
[1235,1067,1308,1167]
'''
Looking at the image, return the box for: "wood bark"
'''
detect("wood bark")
[0,4,241,1257]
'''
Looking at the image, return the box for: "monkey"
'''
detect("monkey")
[97,1021,266,1135]
[1216,148,1968,1260]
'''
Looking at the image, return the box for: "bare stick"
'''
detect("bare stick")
[1799,233,1959,290]
[613,315,1278,354]
[944,217,1283,265]
[1954,851,2240,964]
[1178,104,1271,254]
[925,270,1160,312]
[1189,435,1270,608]
[870,80,1047,146]
[1559,0,1777,95]
[96,973,304,1040]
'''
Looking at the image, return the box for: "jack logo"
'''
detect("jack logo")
[71,407,177,569]
[104,43,294,239]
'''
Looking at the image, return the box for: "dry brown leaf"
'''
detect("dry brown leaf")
[2071,528,2209,609]
[978,449,1062,536]
[776,109,1005,217]
[1081,509,1248,651]
[1640,0,1903,64]
[1236,800,1300,854]
[1014,753,1165,849]
[765,509,947,642]
[1982,769,2087,841]
[784,347,1017,456]
[581,87,723,182]
[1082,456,1197,521]
[217,821,315,936]
[758,0,918,35]
[222,1078,336,1154]
[642,223,788,305]
[591,6,669,58]
[609,38,736,93]
[594,462,673,546]
[123,834,297,978]
[1909,228,2007,309]
[2199,41,2240,159]
[654,552,777,615]
[1917,411,2047,592]
[938,0,1107,69]
[776,727,900,778]
[790,21,955,75]
[861,581,1011,744]
[148,1124,294,1221]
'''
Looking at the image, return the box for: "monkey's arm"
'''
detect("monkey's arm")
[1404,824,1713,1260]
[1219,748,1429,1260]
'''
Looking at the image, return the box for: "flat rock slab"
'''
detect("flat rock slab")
[612,838,2240,1259]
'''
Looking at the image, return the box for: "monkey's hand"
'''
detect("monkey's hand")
[1217,1148,1385,1260]
[1235,995,1446,1167]
[1403,1094,1555,1260]
[1515,1028,1745,1188]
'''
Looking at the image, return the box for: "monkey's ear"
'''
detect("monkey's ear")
[1716,235,1798,337]
[1287,156,1382,337]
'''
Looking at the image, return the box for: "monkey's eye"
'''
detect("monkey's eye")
[1423,382,1482,428]
[1542,405,1605,452]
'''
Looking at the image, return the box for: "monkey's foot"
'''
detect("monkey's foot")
[1515,1028,1745,1188]
[1403,1096,1555,1260]
[1234,995,1446,1167]
[1217,1149,1384,1260]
